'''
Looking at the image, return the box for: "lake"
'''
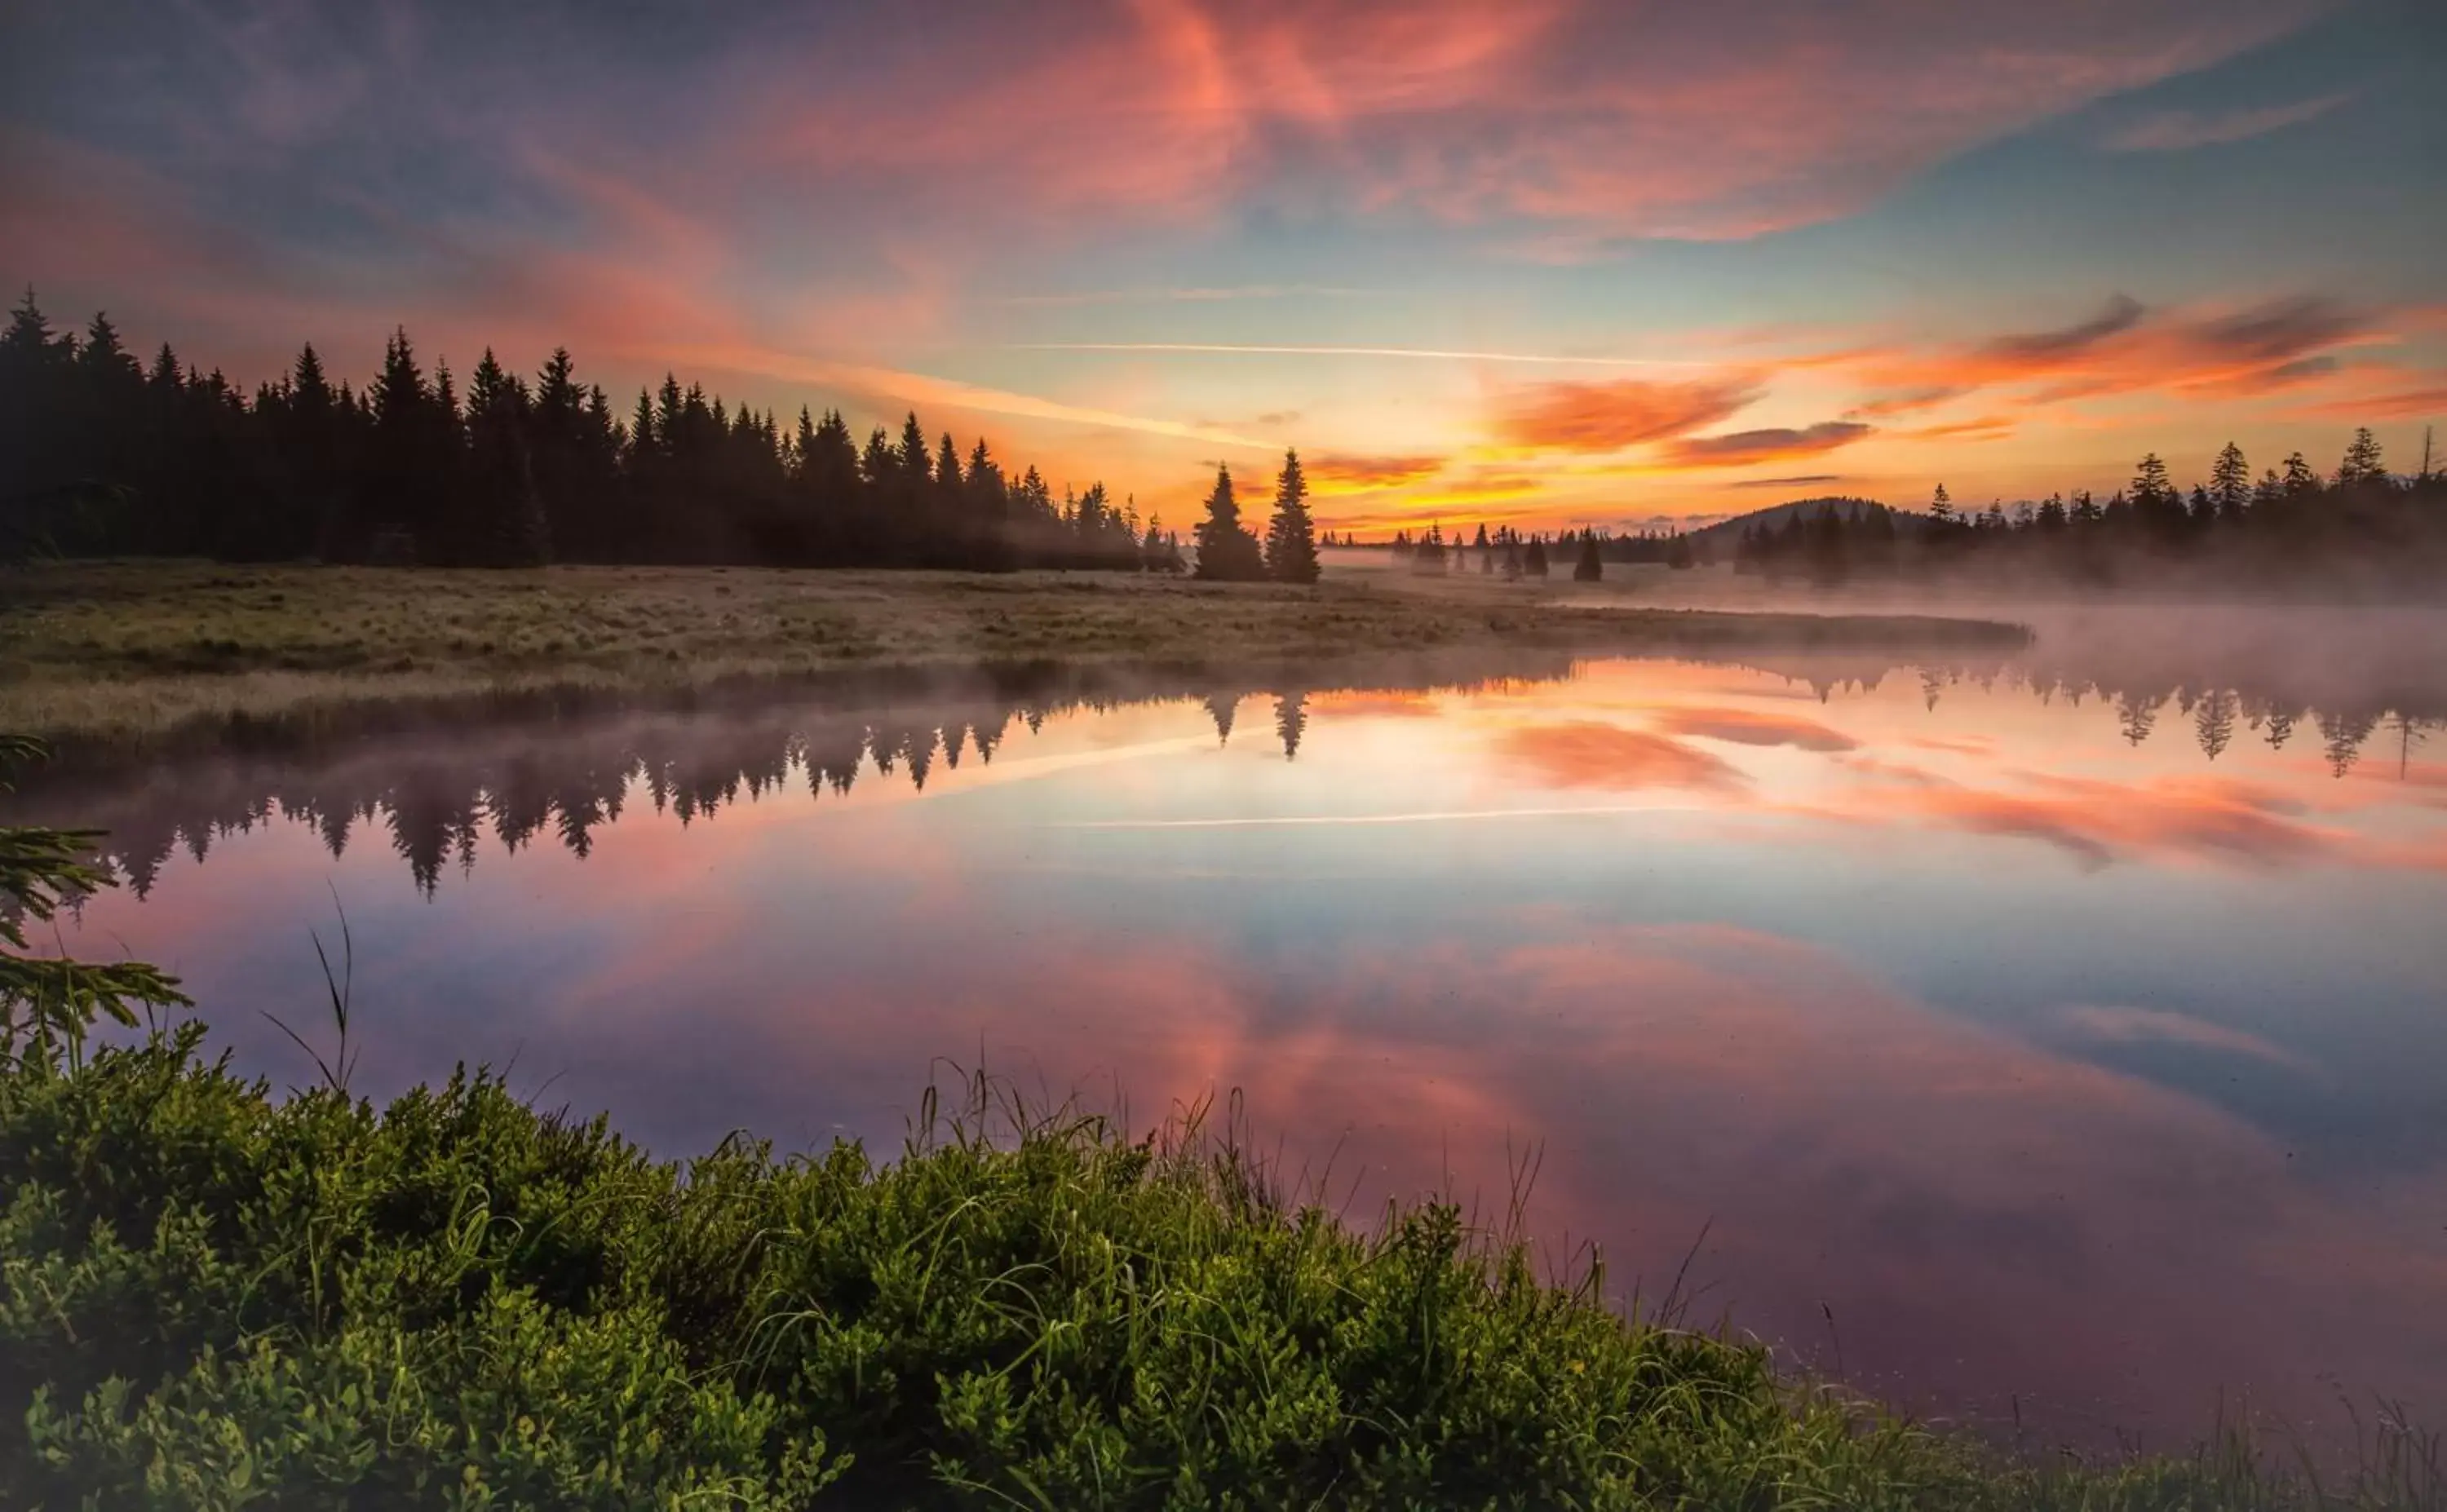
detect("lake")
[22,616,2447,1454]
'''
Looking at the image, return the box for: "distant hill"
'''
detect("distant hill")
[1684,496,1914,545]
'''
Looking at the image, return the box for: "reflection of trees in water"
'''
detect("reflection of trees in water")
[13,643,2446,895]
[1204,693,1238,748]
[8,656,1567,896]
[2193,691,2237,763]
[1743,644,2447,777]
[2114,692,2158,748]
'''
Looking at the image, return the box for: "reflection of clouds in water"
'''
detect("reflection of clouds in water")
[503,915,2442,1442]
[1495,721,1750,791]
[1649,705,1860,752]
[35,640,2447,1452]
[2043,1004,2330,1081]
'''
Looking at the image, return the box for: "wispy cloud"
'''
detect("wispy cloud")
[2104,93,2351,153]
[995,285,1386,306]
[1664,421,1874,468]
[1015,342,1713,368]
[1308,453,1449,493]
[1495,374,1763,453]
[1728,474,1844,489]
[662,344,1278,451]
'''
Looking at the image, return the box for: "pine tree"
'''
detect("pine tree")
[1573,529,1603,581]
[2129,452,2180,534]
[1262,449,1319,584]
[467,351,548,567]
[1928,481,1954,525]
[1524,536,1549,577]
[1193,464,1265,581]
[2210,441,2250,522]
[2338,427,2386,487]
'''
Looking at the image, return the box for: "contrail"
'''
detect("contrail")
[1013,343,1715,369]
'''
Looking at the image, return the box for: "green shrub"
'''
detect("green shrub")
[3,1032,2440,1510]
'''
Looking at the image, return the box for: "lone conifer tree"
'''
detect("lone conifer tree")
[1573,530,1603,581]
[1192,464,1265,581]
[1263,449,1319,583]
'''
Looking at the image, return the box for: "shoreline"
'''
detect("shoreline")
[0,559,2029,741]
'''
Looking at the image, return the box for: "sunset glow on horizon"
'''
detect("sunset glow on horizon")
[7,0,2442,532]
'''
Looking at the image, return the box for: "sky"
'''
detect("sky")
[5,0,2445,533]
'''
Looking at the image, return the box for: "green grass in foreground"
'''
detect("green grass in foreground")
[2,1023,2437,1510]
[0,560,2029,740]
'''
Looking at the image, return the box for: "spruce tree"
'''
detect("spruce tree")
[2129,453,2180,534]
[2210,441,2250,522]
[1193,464,1264,581]
[466,351,547,567]
[1262,449,1319,583]
[1573,529,1603,581]
[2338,427,2386,487]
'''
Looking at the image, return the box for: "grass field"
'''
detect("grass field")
[0,559,2028,740]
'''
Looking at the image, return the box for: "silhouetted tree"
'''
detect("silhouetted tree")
[1573,530,1603,581]
[1193,465,1265,581]
[2210,441,2250,524]
[1263,449,1319,583]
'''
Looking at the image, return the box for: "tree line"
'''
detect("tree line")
[1357,431,2443,594]
[0,290,1290,573]
[1729,433,2445,590]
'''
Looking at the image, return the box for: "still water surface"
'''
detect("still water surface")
[28,636,2447,1450]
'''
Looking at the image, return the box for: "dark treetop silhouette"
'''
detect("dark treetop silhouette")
[0,292,1199,573]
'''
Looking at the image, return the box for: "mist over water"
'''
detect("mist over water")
[19,617,2447,1455]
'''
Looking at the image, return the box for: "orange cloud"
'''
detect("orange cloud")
[1497,721,1749,792]
[1496,375,1762,453]
[2299,382,2447,421]
[1802,294,2394,418]
[1901,414,2020,442]
[1307,453,1449,493]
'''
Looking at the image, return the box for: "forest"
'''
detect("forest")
[1723,440,2447,590]
[0,292,1323,581]
[1386,436,2447,593]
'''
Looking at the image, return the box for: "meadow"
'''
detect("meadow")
[0,559,2027,741]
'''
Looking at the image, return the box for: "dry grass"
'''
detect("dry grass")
[0,559,2028,740]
